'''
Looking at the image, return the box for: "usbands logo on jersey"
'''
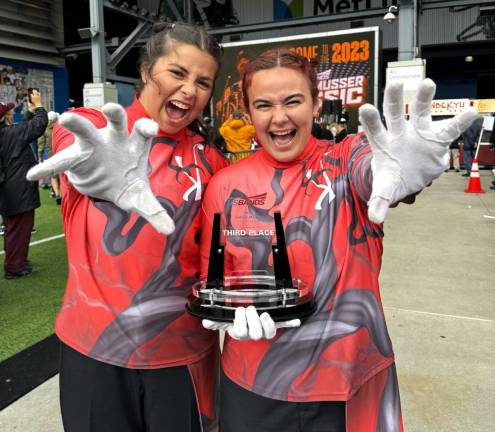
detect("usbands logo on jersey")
[231,193,267,206]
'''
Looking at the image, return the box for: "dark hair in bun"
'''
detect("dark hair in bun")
[137,21,223,93]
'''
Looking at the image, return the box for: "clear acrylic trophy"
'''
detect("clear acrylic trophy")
[187,212,315,322]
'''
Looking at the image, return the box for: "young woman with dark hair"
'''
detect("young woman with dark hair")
[28,22,227,432]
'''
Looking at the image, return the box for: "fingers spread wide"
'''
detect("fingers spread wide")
[102,103,128,138]
[133,118,159,139]
[128,118,159,155]
[359,104,389,152]
[368,197,391,225]
[443,109,482,140]
[59,113,99,151]
[26,146,80,181]
[117,181,175,235]
[367,170,401,224]
[411,78,436,122]
[383,80,406,135]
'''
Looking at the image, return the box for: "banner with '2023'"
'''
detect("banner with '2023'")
[215,27,381,133]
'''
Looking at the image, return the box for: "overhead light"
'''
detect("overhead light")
[465,55,474,63]
[77,27,99,39]
[383,5,398,24]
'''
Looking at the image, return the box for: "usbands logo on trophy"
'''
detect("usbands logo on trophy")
[187,212,316,322]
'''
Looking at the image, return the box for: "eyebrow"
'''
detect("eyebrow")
[168,63,213,82]
[253,93,305,104]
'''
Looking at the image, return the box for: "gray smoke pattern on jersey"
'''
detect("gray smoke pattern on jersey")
[221,161,393,400]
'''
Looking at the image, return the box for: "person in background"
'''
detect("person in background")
[0,93,48,280]
[199,48,479,432]
[37,111,62,204]
[462,116,483,176]
[338,106,349,124]
[26,22,227,432]
[204,116,227,153]
[219,109,256,163]
[311,120,333,140]
[330,121,348,143]
[449,136,461,172]
[202,116,217,143]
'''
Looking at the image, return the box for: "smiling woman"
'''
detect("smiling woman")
[25,21,228,432]
[139,44,219,134]
[199,47,479,432]
[242,49,319,162]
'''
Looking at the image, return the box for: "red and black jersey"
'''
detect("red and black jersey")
[200,135,403,430]
[53,97,228,370]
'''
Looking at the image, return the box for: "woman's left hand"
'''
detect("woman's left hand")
[359,79,480,224]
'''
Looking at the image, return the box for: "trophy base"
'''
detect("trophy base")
[186,294,316,323]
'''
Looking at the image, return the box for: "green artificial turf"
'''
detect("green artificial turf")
[0,188,68,361]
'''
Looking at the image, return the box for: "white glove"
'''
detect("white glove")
[202,306,301,341]
[359,79,480,224]
[26,103,175,235]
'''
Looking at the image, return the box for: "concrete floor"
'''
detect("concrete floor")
[1,169,494,432]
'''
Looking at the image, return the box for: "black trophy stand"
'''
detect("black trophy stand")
[186,212,315,322]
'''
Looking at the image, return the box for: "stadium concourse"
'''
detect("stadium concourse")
[0,169,494,432]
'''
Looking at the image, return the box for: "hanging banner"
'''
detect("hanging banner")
[214,27,380,133]
[430,98,472,116]
[0,63,55,119]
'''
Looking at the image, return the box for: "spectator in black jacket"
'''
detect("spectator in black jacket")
[0,91,48,279]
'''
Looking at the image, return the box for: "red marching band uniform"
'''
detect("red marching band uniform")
[200,135,404,432]
[52,97,228,432]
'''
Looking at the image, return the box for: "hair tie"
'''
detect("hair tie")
[152,22,176,34]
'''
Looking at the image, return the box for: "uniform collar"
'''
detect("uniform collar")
[258,135,320,169]
[128,96,151,120]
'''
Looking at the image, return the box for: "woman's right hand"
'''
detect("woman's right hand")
[26,103,175,235]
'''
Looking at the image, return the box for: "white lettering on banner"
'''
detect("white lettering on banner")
[318,75,366,106]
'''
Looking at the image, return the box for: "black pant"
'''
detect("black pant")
[220,370,346,432]
[59,342,201,432]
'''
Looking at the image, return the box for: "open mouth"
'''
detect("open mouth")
[165,99,191,121]
[269,130,296,148]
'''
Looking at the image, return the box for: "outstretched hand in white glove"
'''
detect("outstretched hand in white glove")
[26,103,175,235]
[202,306,301,341]
[358,79,480,224]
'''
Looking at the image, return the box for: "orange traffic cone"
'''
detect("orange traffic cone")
[464,159,485,193]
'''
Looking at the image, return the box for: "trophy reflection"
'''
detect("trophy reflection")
[187,212,315,322]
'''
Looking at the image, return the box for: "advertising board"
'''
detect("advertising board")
[214,27,380,133]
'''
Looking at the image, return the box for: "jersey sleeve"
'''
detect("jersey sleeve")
[343,133,373,204]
